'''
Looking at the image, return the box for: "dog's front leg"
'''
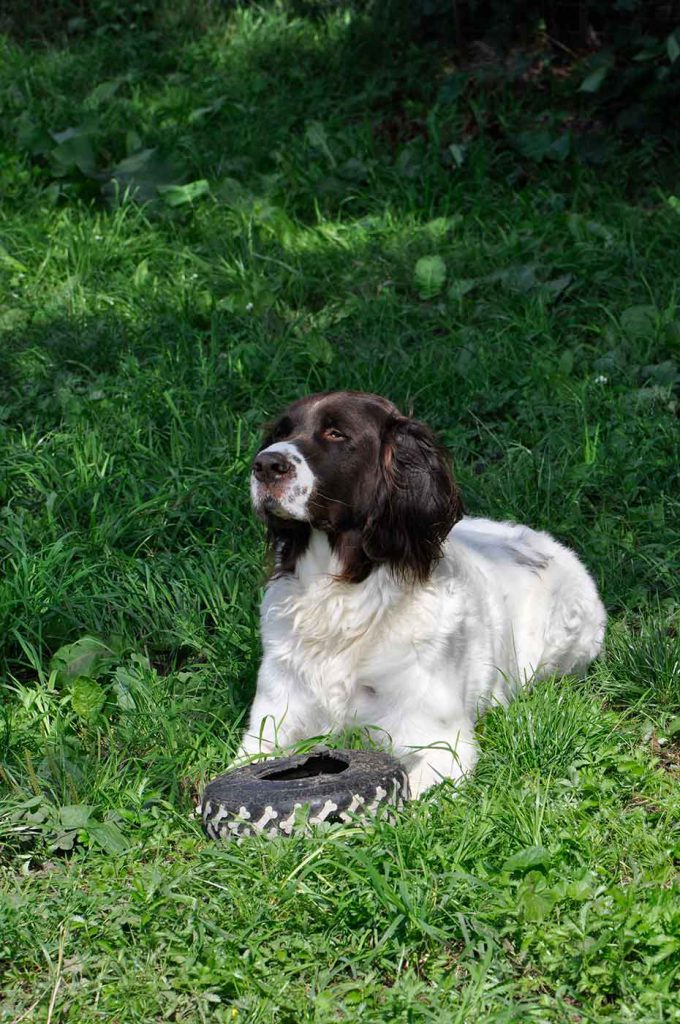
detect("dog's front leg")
[391,719,479,799]
[236,655,321,761]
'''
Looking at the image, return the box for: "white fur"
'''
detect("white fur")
[250,441,316,521]
[240,518,606,797]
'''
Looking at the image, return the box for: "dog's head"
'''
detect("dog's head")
[251,391,463,582]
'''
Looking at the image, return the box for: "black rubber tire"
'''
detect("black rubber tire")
[201,748,410,840]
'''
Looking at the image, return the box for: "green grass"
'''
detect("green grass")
[1,5,679,1021]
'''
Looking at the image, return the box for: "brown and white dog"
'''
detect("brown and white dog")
[241,390,606,796]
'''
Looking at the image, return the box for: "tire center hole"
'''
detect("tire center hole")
[262,754,350,781]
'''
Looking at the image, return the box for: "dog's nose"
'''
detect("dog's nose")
[253,450,293,484]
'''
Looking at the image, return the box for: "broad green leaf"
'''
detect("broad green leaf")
[70,677,106,720]
[564,874,596,900]
[89,820,129,854]
[520,889,554,922]
[51,125,90,145]
[157,180,210,207]
[666,716,680,737]
[215,176,252,210]
[189,105,214,124]
[585,219,614,243]
[546,132,571,162]
[50,636,115,682]
[641,360,679,385]
[112,675,136,711]
[503,845,551,872]
[85,78,123,109]
[0,308,26,331]
[649,939,680,965]
[51,132,95,175]
[133,258,149,288]
[510,130,569,163]
[448,143,466,167]
[510,130,553,162]
[112,147,157,175]
[438,75,464,103]
[558,349,575,375]
[59,804,94,829]
[188,96,226,123]
[252,201,296,246]
[634,43,662,62]
[415,255,447,299]
[16,114,53,155]
[337,157,369,181]
[572,132,612,165]
[620,305,657,339]
[395,144,424,179]
[106,149,186,204]
[125,130,142,155]
[539,273,575,306]
[496,263,538,292]
[53,830,77,851]
[579,66,609,93]
[217,284,277,315]
[667,32,680,64]
[448,278,476,301]
[424,216,460,239]
[0,241,28,272]
[543,273,573,298]
[305,332,334,366]
[305,121,336,167]
[567,214,614,245]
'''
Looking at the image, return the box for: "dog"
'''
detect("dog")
[240,390,606,797]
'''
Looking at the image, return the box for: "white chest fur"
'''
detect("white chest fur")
[262,532,414,722]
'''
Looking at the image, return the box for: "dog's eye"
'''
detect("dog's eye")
[323,427,346,441]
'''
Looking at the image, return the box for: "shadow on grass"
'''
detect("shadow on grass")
[1,3,455,213]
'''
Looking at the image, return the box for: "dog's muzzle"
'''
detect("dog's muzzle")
[250,441,315,521]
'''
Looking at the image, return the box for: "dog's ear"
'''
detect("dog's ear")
[362,415,463,582]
